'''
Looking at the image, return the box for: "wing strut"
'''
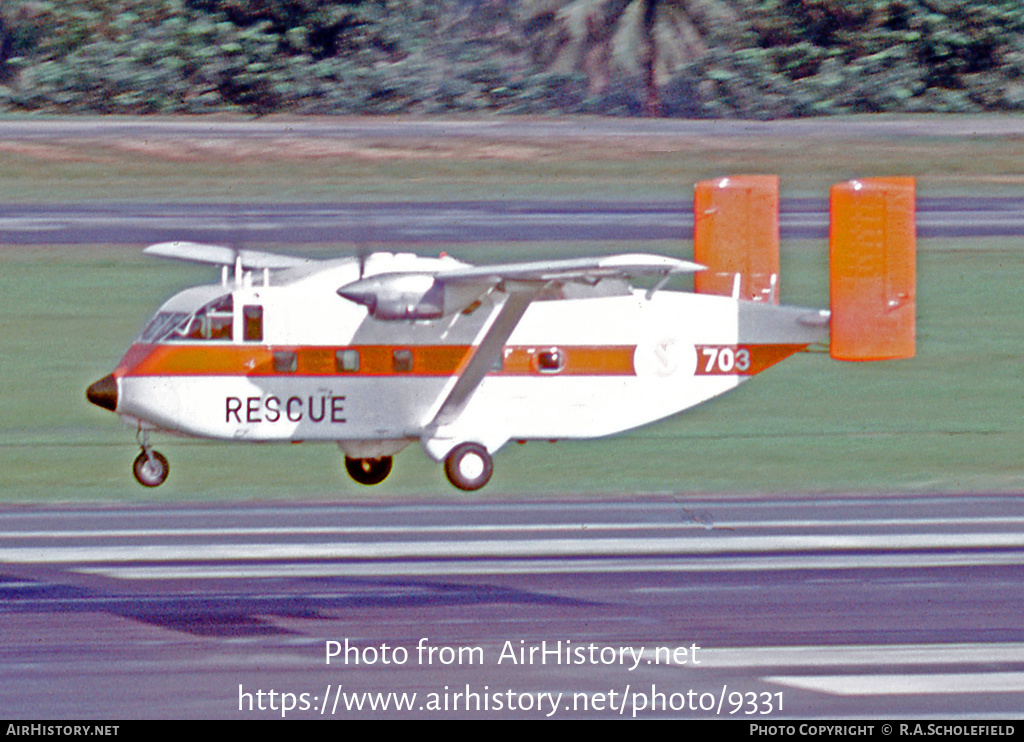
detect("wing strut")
[426,283,541,431]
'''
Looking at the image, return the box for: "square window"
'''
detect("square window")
[392,349,413,373]
[273,350,297,373]
[243,305,263,342]
[336,349,360,373]
[535,348,565,373]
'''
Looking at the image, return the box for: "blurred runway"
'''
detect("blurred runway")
[2,495,1023,718]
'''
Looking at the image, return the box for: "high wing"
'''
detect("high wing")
[144,241,312,270]
[334,253,705,450]
[337,253,704,321]
[432,253,703,284]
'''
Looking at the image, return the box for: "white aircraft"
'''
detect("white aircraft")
[86,179,914,491]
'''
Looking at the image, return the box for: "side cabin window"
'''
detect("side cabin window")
[273,350,297,373]
[534,348,566,374]
[243,305,263,342]
[172,295,234,342]
[393,349,413,373]
[336,349,360,373]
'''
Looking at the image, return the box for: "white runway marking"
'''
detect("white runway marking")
[767,672,1024,695]
[694,645,1024,699]
[4,515,1024,540]
[702,643,1024,668]
[74,551,1024,580]
[2,531,1023,565]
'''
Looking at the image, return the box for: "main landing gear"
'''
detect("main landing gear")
[444,442,493,491]
[344,444,494,491]
[133,429,169,487]
[344,456,393,486]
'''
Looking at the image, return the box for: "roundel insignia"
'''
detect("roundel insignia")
[633,336,695,378]
[653,340,678,375]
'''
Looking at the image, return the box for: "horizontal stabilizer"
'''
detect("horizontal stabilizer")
[144,242,311,270]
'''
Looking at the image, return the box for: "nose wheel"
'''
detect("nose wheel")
[133,450,169,487]
[444,443,493,491]
[132,428,169,487]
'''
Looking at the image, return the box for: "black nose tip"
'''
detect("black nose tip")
[86,374,118,412]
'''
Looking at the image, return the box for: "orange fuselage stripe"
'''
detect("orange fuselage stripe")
[117,343,639,378]
[117,343,808,379]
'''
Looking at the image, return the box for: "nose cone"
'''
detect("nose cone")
[86,374,118,412]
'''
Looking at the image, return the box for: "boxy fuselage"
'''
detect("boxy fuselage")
[88,250,829,490]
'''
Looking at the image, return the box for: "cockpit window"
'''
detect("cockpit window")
[175,294,233,341]
[139,311,189,343]
[140,295,234,343]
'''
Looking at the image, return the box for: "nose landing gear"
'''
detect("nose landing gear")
[133,428,169,487]
[133,450,169,487]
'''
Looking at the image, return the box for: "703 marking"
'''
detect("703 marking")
[696,345,753,375]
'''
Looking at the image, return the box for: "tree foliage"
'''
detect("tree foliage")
[2,0,1023,117]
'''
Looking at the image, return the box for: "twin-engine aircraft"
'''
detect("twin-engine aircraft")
[86,176,915,491]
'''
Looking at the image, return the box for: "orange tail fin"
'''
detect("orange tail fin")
[694,175,779,303]
[829,177,916,361]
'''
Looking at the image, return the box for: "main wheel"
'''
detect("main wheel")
[133,450,169,487]
[345,455,393,485]
[444,443,493,491]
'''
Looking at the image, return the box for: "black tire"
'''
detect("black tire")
[444,443,493,491]
[345,455,393,485]
[133,450,169,487]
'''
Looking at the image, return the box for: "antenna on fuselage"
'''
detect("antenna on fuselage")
[228,202,252,288]
[356,242,369,279]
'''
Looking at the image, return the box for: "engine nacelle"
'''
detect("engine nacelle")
[338,273,488,321]
[338,274,443,320]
